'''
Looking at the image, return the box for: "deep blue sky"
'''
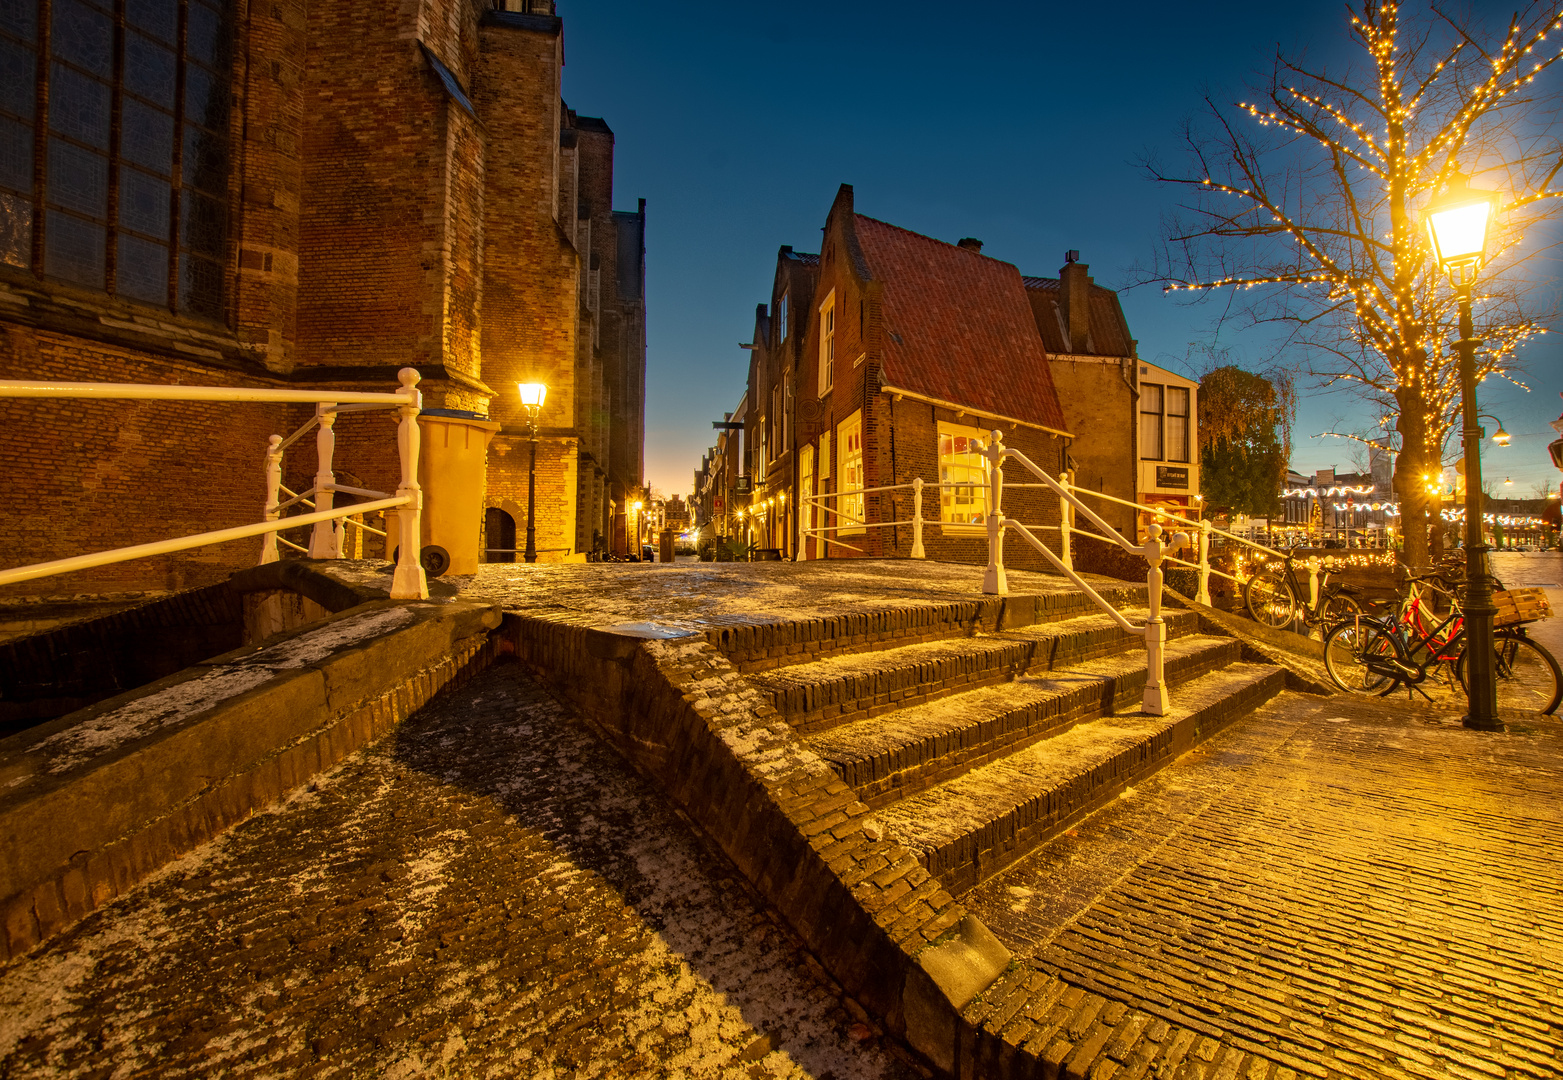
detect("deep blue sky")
[558,1,1562,500]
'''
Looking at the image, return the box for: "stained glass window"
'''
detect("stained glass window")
[1,0,232,314]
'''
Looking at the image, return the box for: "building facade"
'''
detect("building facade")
[0,0,644,593]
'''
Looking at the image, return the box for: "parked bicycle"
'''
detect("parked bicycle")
[1323,569,1561,713]
[1243,547,1363,634]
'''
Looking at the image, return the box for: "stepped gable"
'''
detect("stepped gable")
[854,215,1071,435]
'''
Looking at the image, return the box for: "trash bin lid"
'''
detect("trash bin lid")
[420,408,490,420]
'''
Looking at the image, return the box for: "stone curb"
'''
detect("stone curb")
[0,598,502,963]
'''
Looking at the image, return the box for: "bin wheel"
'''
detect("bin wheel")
[389,545,451,577]
[420,545,450,577]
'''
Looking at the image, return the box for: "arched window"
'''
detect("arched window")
[0,0,232,316]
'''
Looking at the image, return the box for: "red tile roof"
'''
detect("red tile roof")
[854,215,1070,435]
[1020,276,1134,356]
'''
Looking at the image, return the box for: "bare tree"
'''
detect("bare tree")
[1145,1,1563,569]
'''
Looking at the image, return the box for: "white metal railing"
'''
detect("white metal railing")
[980,431,1188,715]
[0,368,428,600]
[1054,484,1293,606]
[798,476,1063,561]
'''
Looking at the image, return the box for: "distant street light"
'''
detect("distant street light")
[1425,173,1503,731]
[518,382,548,563]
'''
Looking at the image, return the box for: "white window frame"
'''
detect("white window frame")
[1139,383,1165,462]
[819,290,836,395]
[776,291,788,346]
[1166,386,1190,463]
[937,422,990,536]
[837,411,865,535]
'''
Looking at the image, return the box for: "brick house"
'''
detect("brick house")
[0,0,644,593]
[1023,256,1201,542]
[790,185,1072,566]
[745,247,819,558]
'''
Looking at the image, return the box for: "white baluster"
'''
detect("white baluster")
[308,403,339,558]
[1196,518,1213,605]
[1059,468,1074,572]
[1139,522,1188,716]
[910,477,926,559]
[1307,556,1320,609]
[390,368,428,600]
[982,430,1007,595]
[259,434,283,565]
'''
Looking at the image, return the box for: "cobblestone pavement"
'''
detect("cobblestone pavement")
[966,690,1563,1079]
[0,662,924,1080]
[321,558,1131,631]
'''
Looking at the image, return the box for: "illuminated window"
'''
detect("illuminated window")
[838,410,863,535]
[798,443,814,535]
[1166,387,1190,462]
[819,430,830,480]
[0,0,232,315]
[819,291,835,394]
[1140,383,1164,460]
[938,422,988,533]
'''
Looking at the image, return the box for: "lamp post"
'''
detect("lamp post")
[518,382,547,563]
[1425,173,1502,730]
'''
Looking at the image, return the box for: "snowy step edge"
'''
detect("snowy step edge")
[874,663,1287,886]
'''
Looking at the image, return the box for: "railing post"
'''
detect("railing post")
[911,477,926,559]
[308,403,339,559]
[1196,518,1213,605]
[1139,521,1187,716]
[390,368,428,600]
[1307,556,1320,609]
[1059,469,1073,572]
[259,434,283,565]
[982,430,1007,595]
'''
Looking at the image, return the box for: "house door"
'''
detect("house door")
[485,508,516,563]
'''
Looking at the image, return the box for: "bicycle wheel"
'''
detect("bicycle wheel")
[1318,591,1361,633]
[1245,569,1296,628]
[1457,633,1562,714]
[1323,620,1403,697]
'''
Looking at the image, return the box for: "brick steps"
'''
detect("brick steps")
[749,608,1200,736]
[874,662,1287,893]
[807,635,1241,809]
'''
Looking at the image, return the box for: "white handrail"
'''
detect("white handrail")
[0,496,408,587]
[0,381,416,405]
[983,431,1187,716]
[0,368,428,600]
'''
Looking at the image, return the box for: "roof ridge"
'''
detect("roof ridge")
[854,213,993,258]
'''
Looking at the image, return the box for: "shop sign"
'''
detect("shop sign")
[1156,466,1190,489]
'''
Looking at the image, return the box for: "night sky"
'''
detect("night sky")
[557,1,1562,500]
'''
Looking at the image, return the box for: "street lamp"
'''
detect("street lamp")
[1425,173,1502,731]
[518,382,548,563]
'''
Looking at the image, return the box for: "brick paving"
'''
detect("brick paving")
[965,690,1563,1078]
[0,662,923,1080]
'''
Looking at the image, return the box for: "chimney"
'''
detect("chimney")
[1058,251,1091,353]
[956,237,984,253]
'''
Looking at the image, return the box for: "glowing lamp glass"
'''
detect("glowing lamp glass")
[517,383,548,409]
[1424,178,1497,269]
[1492,426,1510,447]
